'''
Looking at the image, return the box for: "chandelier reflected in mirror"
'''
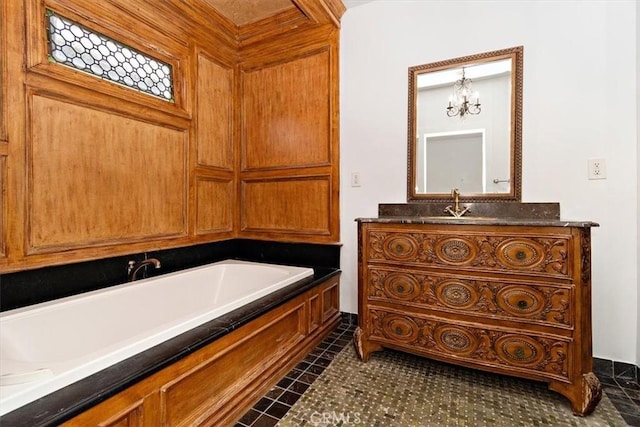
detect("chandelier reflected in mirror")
[446,67,481,118]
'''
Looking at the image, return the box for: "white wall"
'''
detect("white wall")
[636,1,640,366]
[339,0,639,364]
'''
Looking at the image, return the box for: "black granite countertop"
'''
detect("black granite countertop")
[365,202,598,228]
[357,216,599,228]
[0,266,340,427]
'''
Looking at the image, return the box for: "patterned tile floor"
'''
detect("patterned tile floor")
[236,315,640,427]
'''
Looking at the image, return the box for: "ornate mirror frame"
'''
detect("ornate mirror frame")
[407,46,523,202]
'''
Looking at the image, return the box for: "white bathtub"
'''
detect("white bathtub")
[0,259,314,416]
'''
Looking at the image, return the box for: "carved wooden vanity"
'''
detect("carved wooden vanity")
[354,210,602,416]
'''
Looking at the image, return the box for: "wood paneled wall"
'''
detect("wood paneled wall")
[239,32,339,240]
[1,0,343,272]
[0,0,7,260]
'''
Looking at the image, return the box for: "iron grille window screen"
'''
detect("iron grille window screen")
[46,10,174,102]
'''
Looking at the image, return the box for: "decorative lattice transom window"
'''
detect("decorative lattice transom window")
[46,10,174,102]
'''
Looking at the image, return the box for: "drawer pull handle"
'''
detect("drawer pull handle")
[516,251,526,260]
[396,326,403,335]
[517,300,528,309]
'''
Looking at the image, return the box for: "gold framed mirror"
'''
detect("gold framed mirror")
[407,46,523,202]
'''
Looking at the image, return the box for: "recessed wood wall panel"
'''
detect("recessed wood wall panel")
[196,54,233,169]
[28,94,187,251]
[241,177,331,234]
[0,155,5,257]
[242,51,330,170]
[196,177,234,234]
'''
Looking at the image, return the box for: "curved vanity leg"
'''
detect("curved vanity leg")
[353,327,366,360]
[353,327,383,362]
[549,372,602,416]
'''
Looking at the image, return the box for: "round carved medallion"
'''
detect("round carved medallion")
[496,239,545,269]
[382,314,419,342]
[495,335,545,366]
[434,237,477,264]
[383,273,421,300]
[434,326,477,355]
[383,235,419,260]
[496,286,545,317]
[435,280,478,309]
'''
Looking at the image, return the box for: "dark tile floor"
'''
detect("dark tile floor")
[236,314,640,427]
[594,358,640,426]
[234,315,357,427]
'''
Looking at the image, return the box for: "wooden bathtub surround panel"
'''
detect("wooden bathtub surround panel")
[63,378,161,426]
[241,51,331,170]
[160,305,305,426]
[241,176,331,235]
[195,177,234,235]
[309,294,321,333]
[196,54,233,170]
[28,94,188,251]
[355,221,601,416]
[95,396,145,427]
[63,275,341,427]
[322,280,339,322]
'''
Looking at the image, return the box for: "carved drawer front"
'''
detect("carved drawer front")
[367,230,571,278]
[369,309,569,381]
[367,268,572,328]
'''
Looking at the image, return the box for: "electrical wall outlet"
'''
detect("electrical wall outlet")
[351,172,361,187]
[587,159,606,180]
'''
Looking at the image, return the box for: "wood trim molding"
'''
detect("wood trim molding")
[0,156,6,258]
[291,0,345,28]
[237,8,311,46]
[26,0,193,117]
[0,0,6,143]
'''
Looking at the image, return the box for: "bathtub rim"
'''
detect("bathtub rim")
[0,258,309,319]
[0,259,314,412]
[0,265,339,426]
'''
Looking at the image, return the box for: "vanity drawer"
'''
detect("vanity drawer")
[367,308,570,382]
[366,267,573,328]
[366,228,572,279]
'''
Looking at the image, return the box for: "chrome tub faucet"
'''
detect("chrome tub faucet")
[127,258,161,282]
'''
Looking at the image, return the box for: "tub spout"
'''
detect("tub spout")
[127,258,161,282]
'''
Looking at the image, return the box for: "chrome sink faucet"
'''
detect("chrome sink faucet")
[444,188,470,218]
[127,258,161,282]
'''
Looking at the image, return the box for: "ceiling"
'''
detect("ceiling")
[202,0,376,26]
[202,0,295,26]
